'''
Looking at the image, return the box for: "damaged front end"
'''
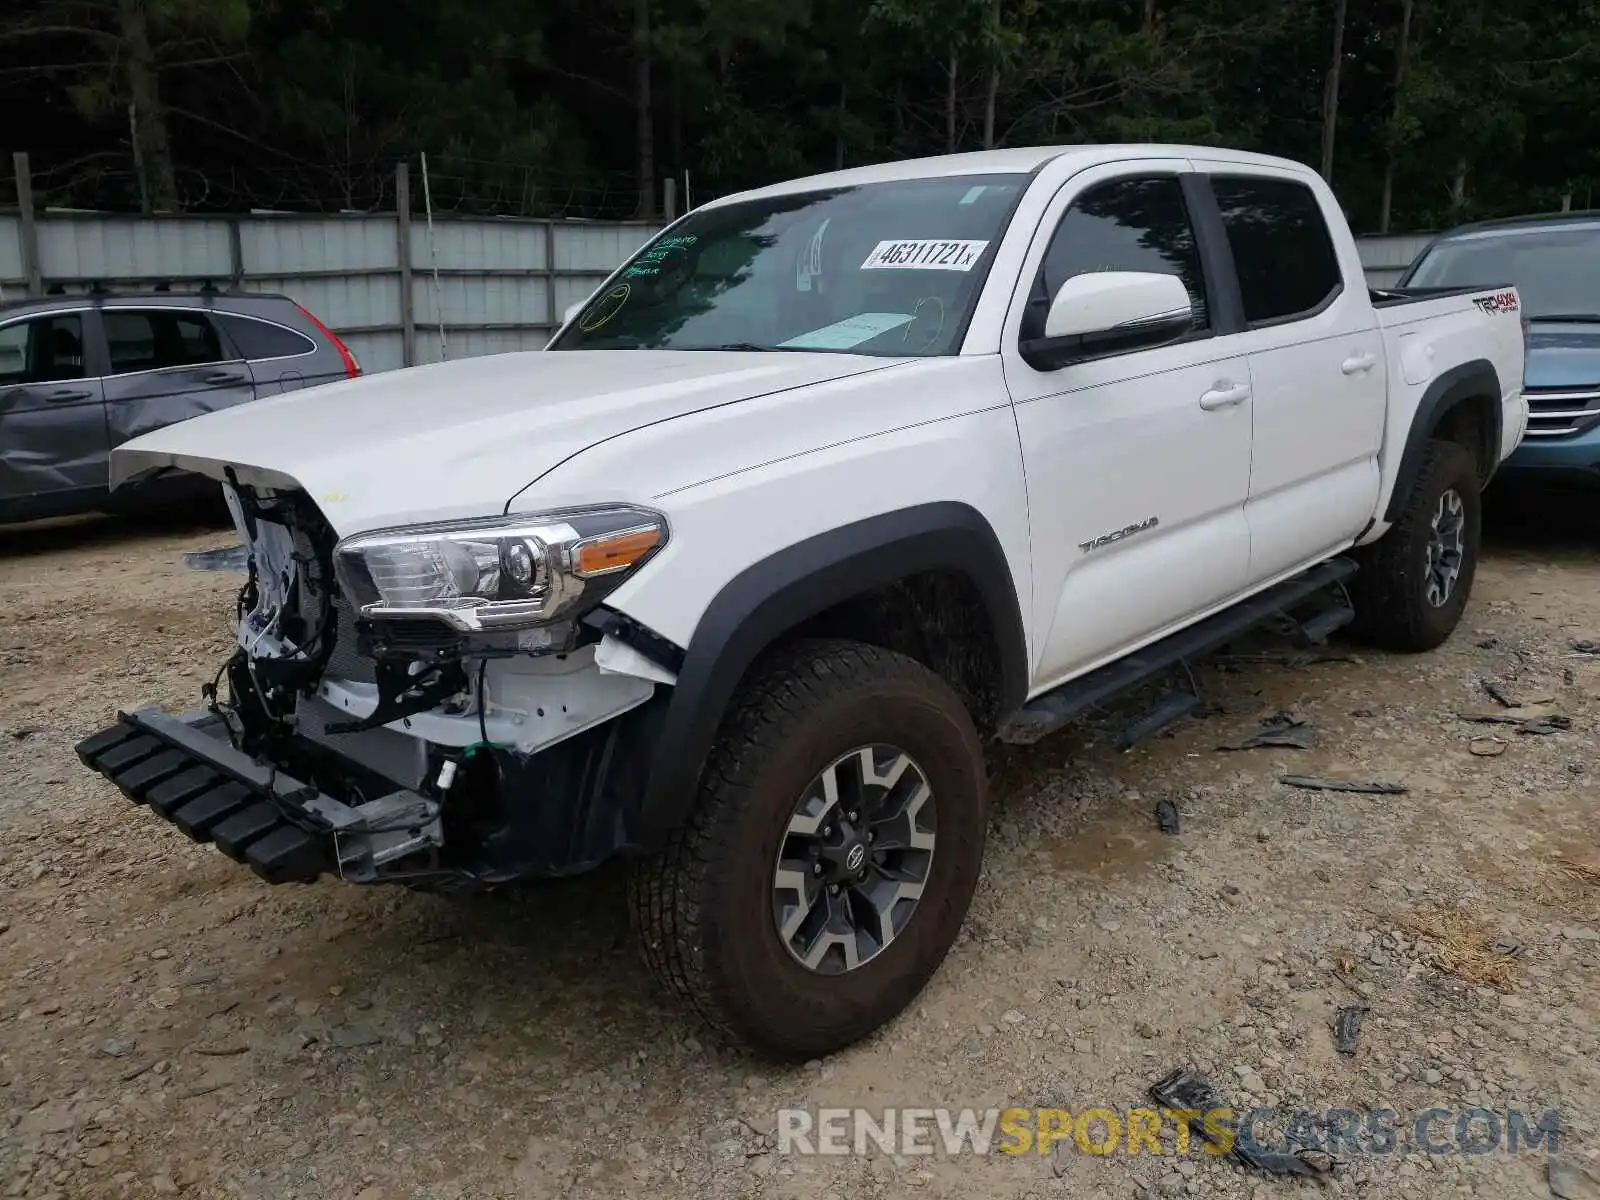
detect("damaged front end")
[77,479,678,888]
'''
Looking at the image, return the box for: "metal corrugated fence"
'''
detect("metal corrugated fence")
[1357,233,1436,288]
[0,200,1431,374]
[0,180,663,375]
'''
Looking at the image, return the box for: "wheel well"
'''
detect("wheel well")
[1432,392,1497,484]
[773,570,1006,734]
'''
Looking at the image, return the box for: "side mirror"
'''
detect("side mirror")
[1020,271,1194,371]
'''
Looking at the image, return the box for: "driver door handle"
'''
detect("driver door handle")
[1341,351,1377,375]
[203,370,246,385]
[1198,382,1250,411]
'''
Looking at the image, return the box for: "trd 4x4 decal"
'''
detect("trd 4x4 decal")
[1472,290,1519,315]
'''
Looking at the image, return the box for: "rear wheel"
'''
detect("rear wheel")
[629,639,987,1059]
[1349,438,1481,652]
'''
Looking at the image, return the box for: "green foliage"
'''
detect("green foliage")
[3,0,1600,228]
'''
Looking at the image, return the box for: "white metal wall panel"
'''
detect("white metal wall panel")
[1357,233,1433,276]
[413,274,547,328]
[552,273,605,319]
[244,274,401,333]
[413,220,547,271]
[552,222,660,271]
[38,217,233,281]
[414,327,546,365]
[0,216,24,286]
[340,329,406,374]
[242,217,397,274]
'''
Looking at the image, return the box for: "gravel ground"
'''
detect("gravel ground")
[2,492,1599,1200]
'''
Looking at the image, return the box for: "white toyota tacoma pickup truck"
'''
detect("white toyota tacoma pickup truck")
[77,144,1527,1059]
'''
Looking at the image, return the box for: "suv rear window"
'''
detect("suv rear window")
[105,310,230,374]
[219,315,315,360]
[1210,176,1343,325]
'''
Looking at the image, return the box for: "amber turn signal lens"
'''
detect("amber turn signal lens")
[573,527,662,576]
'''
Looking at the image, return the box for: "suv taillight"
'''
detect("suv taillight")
[296,303,362,378]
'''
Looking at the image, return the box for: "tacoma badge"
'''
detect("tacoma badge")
[1078,516,1159,553]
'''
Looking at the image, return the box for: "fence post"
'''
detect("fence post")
[544,220,558,343]
[395,161,416,368]
[662,177,677,222]
[227,219,244,287]
[13,152,42,295]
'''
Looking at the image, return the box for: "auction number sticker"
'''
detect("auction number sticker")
[860,239,989,271]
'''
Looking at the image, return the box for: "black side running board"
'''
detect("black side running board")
[998,556,1358,747]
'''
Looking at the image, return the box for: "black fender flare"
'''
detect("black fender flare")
[632,501,1029,835]
[1383,359,1503,524]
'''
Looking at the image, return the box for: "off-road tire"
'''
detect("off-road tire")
[629,639,987,1060]
[1348,438,1481,652]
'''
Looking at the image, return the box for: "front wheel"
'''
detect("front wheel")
[629,640,988,1059]
[1348,438,1482,652]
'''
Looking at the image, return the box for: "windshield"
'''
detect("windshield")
[1405,224,1600,319]
[548,174,1028,355]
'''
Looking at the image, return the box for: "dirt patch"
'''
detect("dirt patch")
[2,496,1599,1199]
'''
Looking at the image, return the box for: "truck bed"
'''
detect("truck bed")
[1369,284,1511,308]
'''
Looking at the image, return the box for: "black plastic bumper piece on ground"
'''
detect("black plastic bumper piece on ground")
[75,709,335,885]
[1000,556,1359,746]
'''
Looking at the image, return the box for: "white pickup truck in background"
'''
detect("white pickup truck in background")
[79,144,1527,1061]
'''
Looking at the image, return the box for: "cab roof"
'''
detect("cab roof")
[706,144,1319,207]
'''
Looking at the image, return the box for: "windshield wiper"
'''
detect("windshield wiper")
[673,342,809,352]
[1530,313,1600,323]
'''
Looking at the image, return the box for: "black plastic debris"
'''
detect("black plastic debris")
[1481,679,1521,708]
[1279,775,1407,795]
[1333,1004,1369,1054]
[1147,1069,1319,1177]
[1458,713,1572,736]
[1220,712,1315,751]
[184,545,250,573]
[1155,801,1181,835]
[1518,715,1573,736]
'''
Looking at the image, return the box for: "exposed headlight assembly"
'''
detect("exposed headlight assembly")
[332,505,667,633]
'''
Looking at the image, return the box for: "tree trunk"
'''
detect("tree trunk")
[983,0,1001,148]
[1142,0,1156,34]
[946,50,958,153]
[1378,0,1415,234]
[835,82,847,170]
[670,62,683,178]
[634,0,655,219]
[1319,0,1347,183]
[116,0,178,211]
[1449,156,1468,218]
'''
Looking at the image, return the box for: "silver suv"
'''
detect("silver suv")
[0,289,360,524]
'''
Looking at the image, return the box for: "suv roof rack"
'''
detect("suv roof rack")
[46,278,233,300]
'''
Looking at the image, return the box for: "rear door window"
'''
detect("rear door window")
[0,315,88,385]
[104,310,234,374]
[218,315,315,360]
[1209,176,1343,325]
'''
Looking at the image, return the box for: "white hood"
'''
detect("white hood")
[111,349,907,535]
